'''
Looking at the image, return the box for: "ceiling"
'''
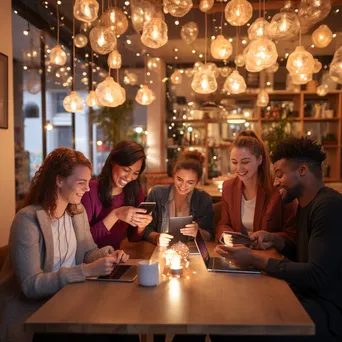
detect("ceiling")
[12,0,342,68]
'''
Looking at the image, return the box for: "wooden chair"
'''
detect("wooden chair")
[0,244,9,272]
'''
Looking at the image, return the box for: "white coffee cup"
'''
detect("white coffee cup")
[138,260,159,287]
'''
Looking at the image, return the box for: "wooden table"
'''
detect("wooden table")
[25,241,314,336]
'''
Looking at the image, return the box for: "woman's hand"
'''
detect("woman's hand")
[83,256,116,277]
[136,213,153,229]
[110,250,129,263]
[180,221,199,238]
[113,206,147,226]
[155,233,174,247]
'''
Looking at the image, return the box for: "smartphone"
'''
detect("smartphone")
[137,202,156,214]
[222,231,250,240]
[222,231,251,247]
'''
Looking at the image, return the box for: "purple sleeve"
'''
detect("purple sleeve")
[81,187,110,245]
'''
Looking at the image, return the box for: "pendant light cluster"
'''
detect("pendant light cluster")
[58,0,338,112]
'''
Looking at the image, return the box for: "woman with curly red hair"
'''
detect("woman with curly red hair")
[0,147,135,342]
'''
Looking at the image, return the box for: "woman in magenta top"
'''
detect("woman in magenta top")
[82,140,152,250]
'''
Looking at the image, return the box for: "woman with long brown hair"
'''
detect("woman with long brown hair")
[0,147,132,342]
[82,140,152,250]
[216,130,296,248]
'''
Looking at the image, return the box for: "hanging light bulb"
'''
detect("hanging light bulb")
[74,0,99,23]
[50,45,67,66]
[257,90,269,107]
[316,84,329,96]
[313,59,322,73]
[171,70,183,84]
[268,7,300,41]
[298,0,331,34]
[329,46,342,84]
[199,0,214,12]
[223,70,246,94]
[291,72,313,85]
[225,0,253,26]
[163,0,193,17]
[131,0,156,33]
[286,46,315,75]
[141,17,168,48]
[211,35,233,60]
[26,74,41,94]
[147,57,161,71]
[101,7,129,35]
[135,85,155,105]
[74,33,88,48]
[96,76,125,107]
[86,90,100,107]
[180,22,199,45]
[63,91,84,112]
[117,85,126,106]
[312,25,333,48]
[248,18,270,40]
[191,64,217,94]
[219,66,232,77]
[107,50,122,69]
[235,53,245,67]
[246,37,278,72]
[89,24,117,55]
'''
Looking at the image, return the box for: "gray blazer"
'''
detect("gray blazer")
[0,205,114,342]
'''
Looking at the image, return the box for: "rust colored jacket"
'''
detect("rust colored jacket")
[216,177,297,244]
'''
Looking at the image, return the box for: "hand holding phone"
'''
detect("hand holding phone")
[137,202,156,215]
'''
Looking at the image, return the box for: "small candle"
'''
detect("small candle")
[170,254,183,275]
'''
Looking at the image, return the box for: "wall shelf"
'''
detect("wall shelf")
[166,91,342,183]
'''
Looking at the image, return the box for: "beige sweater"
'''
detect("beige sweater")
[0,204,114,342]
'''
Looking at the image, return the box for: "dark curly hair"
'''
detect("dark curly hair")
[174,150,205,181]
[24,147,92,216]
[271,137,326,178]
[231,130,273,195]
[98,140,146,207]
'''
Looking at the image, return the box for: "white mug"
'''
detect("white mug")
[138,260,159,287]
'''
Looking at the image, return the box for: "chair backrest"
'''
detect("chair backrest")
[213,201,223,240]
[0,244,9,272]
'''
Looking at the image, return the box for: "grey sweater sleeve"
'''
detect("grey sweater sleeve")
[266,198,342,294]
[10,210,114,299]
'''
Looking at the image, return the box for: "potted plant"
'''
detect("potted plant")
[93,100,133,148]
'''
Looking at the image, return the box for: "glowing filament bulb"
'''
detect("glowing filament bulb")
[84,5,90,17]
[104,91,114,103]
[201,79,208,89]
[97,33,105,47]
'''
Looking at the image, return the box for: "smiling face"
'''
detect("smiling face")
[111,159,143,189]
[230,147,262,183]
[174,168,199,196]
[56,165,91,205]
[273,158,304,203]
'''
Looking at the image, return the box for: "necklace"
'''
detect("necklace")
[57,213,70,268]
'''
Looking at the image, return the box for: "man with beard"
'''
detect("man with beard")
[214,137,342,342]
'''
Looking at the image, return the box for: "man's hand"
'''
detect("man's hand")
[250,230,274,250]
[215,245,253,268]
